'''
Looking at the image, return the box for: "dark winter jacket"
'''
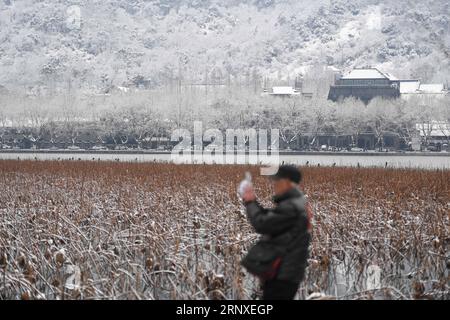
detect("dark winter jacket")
[245,188,311,283]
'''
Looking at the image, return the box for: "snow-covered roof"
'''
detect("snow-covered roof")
[341,68,390,80]
[117,86,130,93]
[326,66,341,72]
[270,86,299,95]
[400,80,420,93]
[418,84,445,93]
[416,122,450,137]
[384,72,398,81]
[400,81,447,96]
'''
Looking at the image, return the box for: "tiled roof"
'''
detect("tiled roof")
[341,68,389,80]
[416,122,450,137]
[418,84,445,93]
[400,80,420,93]
[270,86,298,95]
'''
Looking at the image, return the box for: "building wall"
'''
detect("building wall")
[337,79,391,86]
[328,85,400,104]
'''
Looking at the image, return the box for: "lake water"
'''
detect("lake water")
[1,152,449,169]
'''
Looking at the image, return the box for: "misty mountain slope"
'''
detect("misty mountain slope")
[0,0,448,92]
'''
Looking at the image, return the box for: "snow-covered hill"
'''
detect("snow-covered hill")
[0,0,449,92]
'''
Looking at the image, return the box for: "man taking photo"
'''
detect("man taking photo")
[239,165,312,300]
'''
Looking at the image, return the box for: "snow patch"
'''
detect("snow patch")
[366,6,382,31]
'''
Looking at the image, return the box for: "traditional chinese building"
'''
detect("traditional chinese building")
[328,67,448,103]
[328,68,401,103]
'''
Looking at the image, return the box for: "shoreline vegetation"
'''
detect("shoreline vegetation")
[0,161,448,300]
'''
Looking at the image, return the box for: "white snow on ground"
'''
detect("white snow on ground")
[338,20,361,41]
[365,5,382,31]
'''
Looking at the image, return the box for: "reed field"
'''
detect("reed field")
[0,160,448,300]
